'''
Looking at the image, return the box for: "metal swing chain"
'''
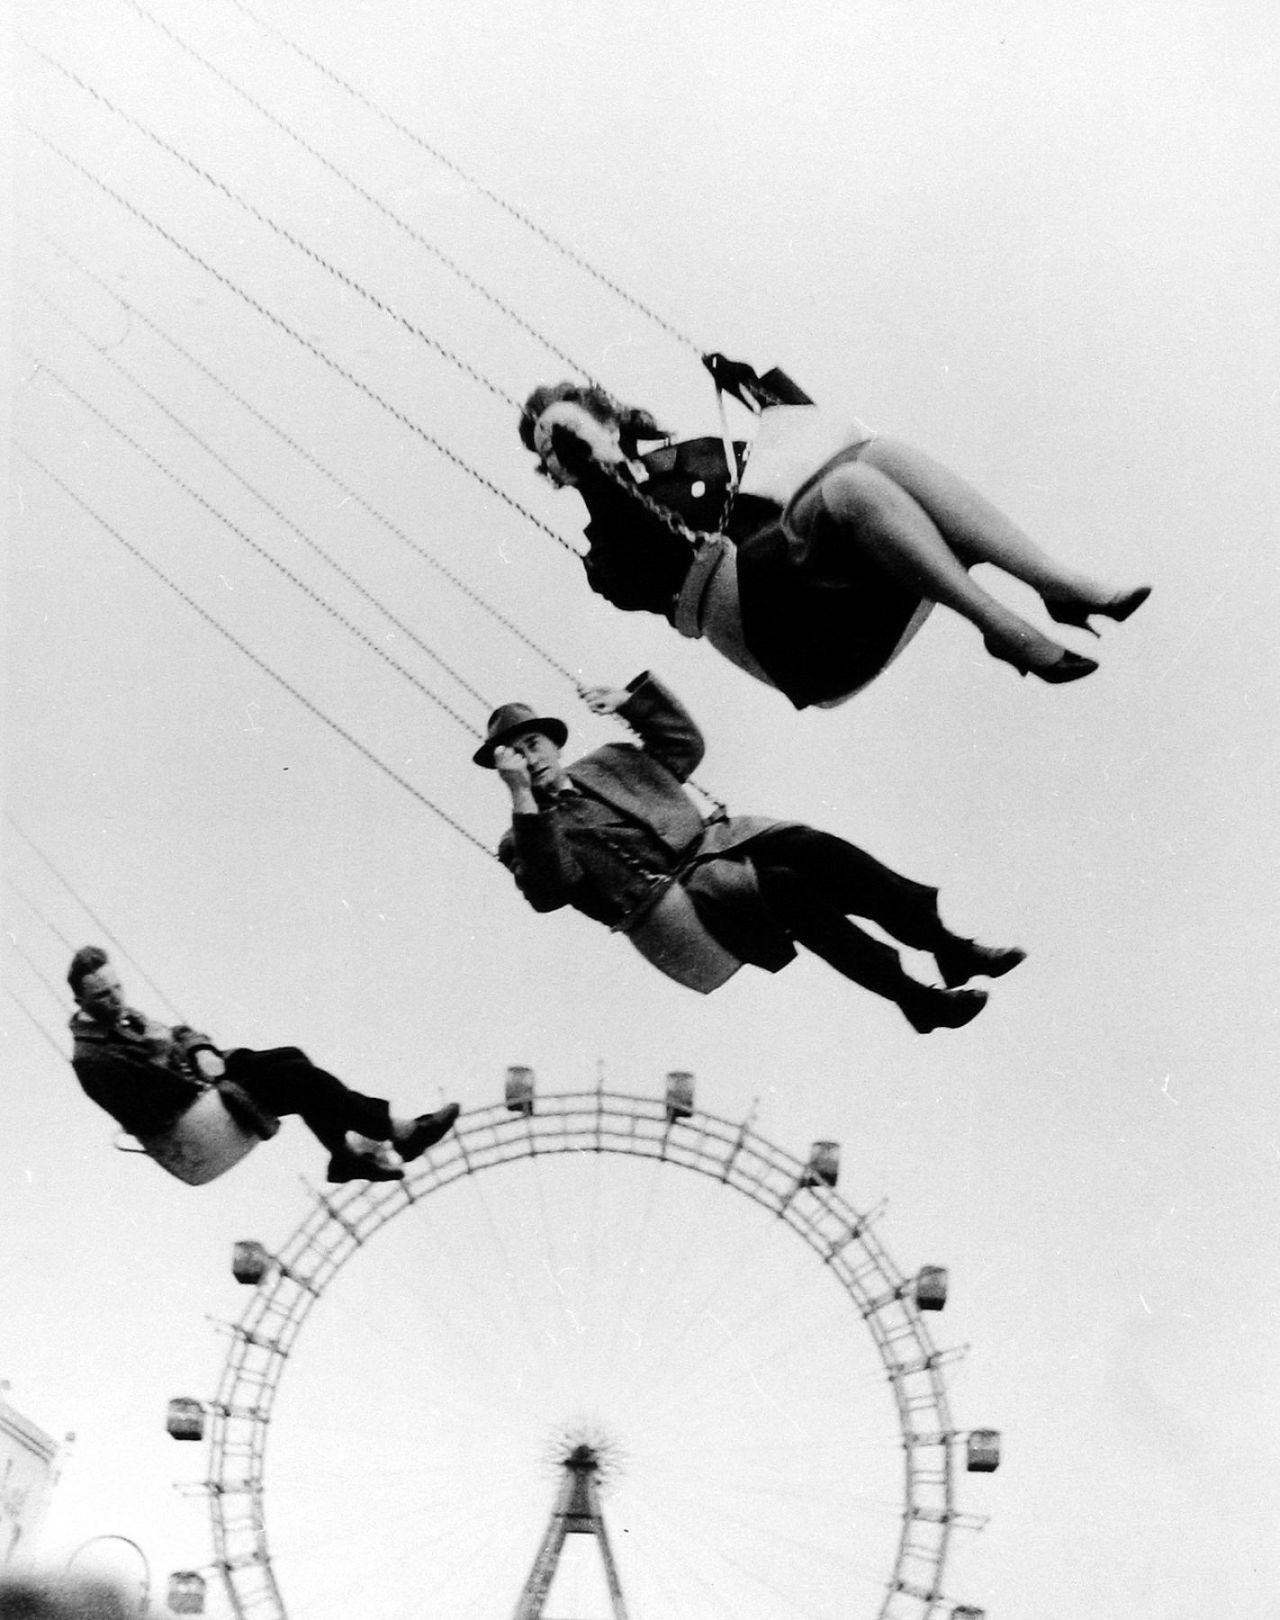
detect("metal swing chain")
[567,455,730,823]
[546,779,717,939]
[553,357,808,825]
[574,354,797,557]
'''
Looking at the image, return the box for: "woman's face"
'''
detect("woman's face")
[533,400,623,487]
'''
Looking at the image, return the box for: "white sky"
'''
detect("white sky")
[4,1,1279,1617]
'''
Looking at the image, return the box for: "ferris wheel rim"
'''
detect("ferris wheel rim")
[199,1084,987,1620]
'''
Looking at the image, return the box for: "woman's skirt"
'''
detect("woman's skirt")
[696,433,932,709]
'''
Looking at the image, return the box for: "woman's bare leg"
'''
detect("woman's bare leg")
[812,461,1090,676]
[859,437,1146,617]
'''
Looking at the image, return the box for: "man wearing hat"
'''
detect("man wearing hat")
[476,671,1023,1030]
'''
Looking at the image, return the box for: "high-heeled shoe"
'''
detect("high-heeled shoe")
[983,638,1098,684]
[1043,585,1152,636]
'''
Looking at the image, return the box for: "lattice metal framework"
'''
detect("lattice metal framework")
[197,1082,992,1619]
[512,1441,629,1620]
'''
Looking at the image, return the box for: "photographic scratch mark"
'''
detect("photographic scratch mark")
[542,1258,578,1297]
[705,1309,810,1439]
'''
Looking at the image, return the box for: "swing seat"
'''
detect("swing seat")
[740,404,878,508]
[623,882,742,994]
[120,1086,280,1186]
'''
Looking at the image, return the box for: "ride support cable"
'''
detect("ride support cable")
[17,448,497,860]
[223,0,705,361]
[32,227,585,693]
[119,1,598,386]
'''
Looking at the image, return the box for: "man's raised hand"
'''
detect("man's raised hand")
[581,686,629,716]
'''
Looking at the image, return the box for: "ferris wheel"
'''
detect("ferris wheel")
[168,1069,1000,1620]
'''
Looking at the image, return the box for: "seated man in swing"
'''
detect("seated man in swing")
[67,946,459,1183]
[477,673,1024,1031]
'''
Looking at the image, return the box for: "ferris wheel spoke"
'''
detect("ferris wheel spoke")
[591,1148,683,1374]
[608,1238,878,1442]
[624,1487,881,1620]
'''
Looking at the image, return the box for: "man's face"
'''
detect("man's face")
[507,727,567,794]
[75,965,126,1024]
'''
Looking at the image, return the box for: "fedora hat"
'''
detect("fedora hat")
[473,702,569,768]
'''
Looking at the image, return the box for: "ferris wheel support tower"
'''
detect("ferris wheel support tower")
[513,1440,629,1620]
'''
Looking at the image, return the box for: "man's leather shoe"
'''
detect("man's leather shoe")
[902,986,988,1034]
[396,1102,461,1164]
[326,1139,405,1183]
[936,940,1027,989]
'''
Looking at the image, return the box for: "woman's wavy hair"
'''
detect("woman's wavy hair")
[518,382,670,458]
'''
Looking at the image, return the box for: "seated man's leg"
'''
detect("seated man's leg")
[749,826,950,951]
[753,860,920,1000]
[751,849,985,1031]
[223,1047,393,1153]
[749,826,1024,987]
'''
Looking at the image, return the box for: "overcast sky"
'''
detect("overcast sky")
[5,2,1279,1617]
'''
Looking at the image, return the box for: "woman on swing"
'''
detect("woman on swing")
[519,357,1149,709]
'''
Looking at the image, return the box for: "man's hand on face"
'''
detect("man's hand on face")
[494,744,532,793]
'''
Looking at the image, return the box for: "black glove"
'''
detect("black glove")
[702,352,765,407]
[702,352,814,408]
[550,422,595,472]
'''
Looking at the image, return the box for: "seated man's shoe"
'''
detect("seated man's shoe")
[901,985,988,1034]
[327,1134,405,1184]
[935,939,1027,989]
[396,1102,461,1164]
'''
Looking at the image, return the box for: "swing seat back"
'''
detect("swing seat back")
[131,1087,277,1186]
[739,404,876,508]
[623,882,743,995]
